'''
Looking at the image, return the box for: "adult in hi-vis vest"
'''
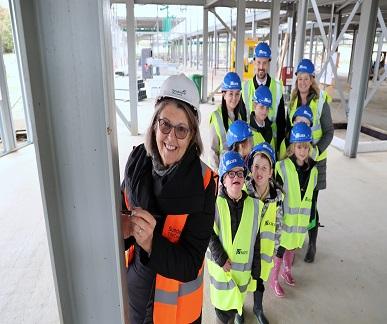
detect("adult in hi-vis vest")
[272,123,318,298]
[209,72,247,173]
[249,86,276,149]
[245,142,284,324]
[121,74,216,324]
[241,42,286,158]
[287,59,334,263]
[207,151,263,324]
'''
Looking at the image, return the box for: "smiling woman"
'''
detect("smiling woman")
[120,74,216,324]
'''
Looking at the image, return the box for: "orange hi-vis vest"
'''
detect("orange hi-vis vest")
[124,162,213,324]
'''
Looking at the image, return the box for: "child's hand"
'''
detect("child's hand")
[222,259,232,272]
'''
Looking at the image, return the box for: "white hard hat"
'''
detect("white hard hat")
[157,74,200,114]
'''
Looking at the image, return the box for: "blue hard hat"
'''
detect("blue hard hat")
[222,72,242,91]
[219,151,246,181]
[253,85,272,108]
[295,58,315,75]
[247,142,276,172]
[226,120,253,148]
[292,105,314,127]
[289,123,312,143]
[254,42,271,59]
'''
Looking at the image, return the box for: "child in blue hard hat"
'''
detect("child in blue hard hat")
[209,72,247,173]
[249,86,275,150]
[270,123,318,298]
[207,151,263,324]
[226,120,253,161]
[288,58,334,263]
[245,142,284,324]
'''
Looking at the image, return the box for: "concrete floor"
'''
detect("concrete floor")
[1,84,387,323]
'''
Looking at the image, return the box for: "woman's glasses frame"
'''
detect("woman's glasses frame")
[157,118,191,140]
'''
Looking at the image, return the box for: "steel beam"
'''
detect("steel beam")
[210,8,236,39]
[270,0,281,77]
[17,0,127,322]
[235,0,245,78]
[202,9,209,102]
[345,0,380,157]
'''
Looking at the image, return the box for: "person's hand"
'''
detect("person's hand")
[222,259,232,272]
[121,211,134,239]
[130,207,157,254]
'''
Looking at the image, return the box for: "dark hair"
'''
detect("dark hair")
[144,98,203,158]
[221,94,247,132]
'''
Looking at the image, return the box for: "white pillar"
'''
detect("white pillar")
[202,9,209,102]
[270,0,281,77]
[235,0,245,78]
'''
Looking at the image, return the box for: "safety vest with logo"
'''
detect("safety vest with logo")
[288,90,330,161]
[259,201,279,281]
[206,196,262,314]
[242,78,283,146]
[124,162,213,324]
[209,106,233,155]
[275,158,317,250]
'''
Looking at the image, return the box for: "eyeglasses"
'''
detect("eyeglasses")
[158,118,190,140]
[227,170,245,179]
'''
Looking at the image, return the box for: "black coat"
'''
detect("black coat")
[122,144,216,324]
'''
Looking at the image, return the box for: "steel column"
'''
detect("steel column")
[235,0,245,78]
[293,0,308,69]
[127,0,138,135]
[270,0,281,77]
[345,0,380,157]
[202,9,209,102]
[309,23,314,59]
[17,0,127,322]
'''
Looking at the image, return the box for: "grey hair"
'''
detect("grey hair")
[144,98,203,159]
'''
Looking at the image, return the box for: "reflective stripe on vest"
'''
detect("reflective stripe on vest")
[259,202,277,281]
[210,106,230,154]
[207,196,261,314]
[288,90,328,161]
[152,162,213,324]
[275,159,317,250]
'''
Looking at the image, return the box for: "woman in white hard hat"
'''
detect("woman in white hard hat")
[287,58,334,263]
[121,74,216,324]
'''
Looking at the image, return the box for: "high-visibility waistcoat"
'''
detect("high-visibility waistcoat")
[124,162,213,324]
[259,201,278,281]
[288,90,330,161]
[209,106,233,156]
[251,128,275,149]
[206,196,262,314]
[242,78,283,146]
[275,158,317,250]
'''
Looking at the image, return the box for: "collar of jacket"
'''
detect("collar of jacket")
[245,177,281,203]
[253,73,272,89]
[124,144,206,216]
[249,111,272,131]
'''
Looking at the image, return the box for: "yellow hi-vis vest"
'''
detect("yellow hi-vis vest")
[259,201,279,281]
[209,106,233,155]
[288,90,330,161]
[251,128,275,149]
[242,77,283,147]
[206,196,262,314]
[275,158,318,250]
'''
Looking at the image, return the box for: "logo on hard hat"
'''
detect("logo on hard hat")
[171,89,186,97]
[258,49,267,55]
[294,132,306,139]
[230,81,239,86]
[303,110,312,118]
[225,158,237,166]
[299,64,308,70]
[263,98,271,103]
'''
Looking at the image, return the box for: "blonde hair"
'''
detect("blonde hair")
[290,73,321,108]
[144,98,203,158]
[286,142,311,160]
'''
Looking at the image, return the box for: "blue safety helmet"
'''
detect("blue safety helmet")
[218,151,246,182]
[289,122,312,143]
[221,72,242,91]
[253,86,272,108]
[254,42,271,59]
[226,120,253,149]
[292,105,314,127]
[247,142,276,172]
[295,58,315,76]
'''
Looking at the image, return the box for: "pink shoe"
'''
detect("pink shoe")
[270,257,285,297]
[282,250,296,286]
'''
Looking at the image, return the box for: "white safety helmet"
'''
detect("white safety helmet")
[157,73,200,120]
